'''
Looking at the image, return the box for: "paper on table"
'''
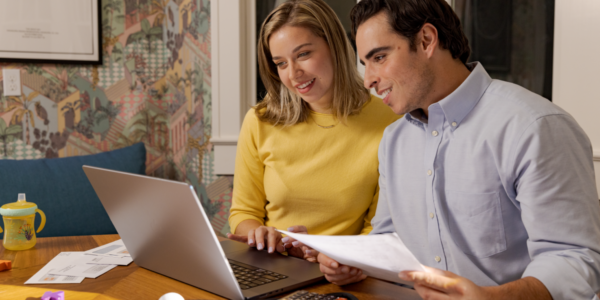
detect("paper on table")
[79,254,133,266]
[278,230,425,284]
[49,261,118,278]
[25,252,85,284]
[84,239,130,257]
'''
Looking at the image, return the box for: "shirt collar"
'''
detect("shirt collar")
[405,62,492,130]
[437,62,492,130]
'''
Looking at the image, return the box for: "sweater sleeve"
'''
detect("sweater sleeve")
[359,185,380,235]
[228,110,267,234]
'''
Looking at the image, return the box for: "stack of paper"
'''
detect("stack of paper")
[26,240,133,284]
[278,230,425,284]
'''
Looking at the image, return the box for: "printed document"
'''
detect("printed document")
[85,239,130,257]
[278,230,425,284]
[25,252,85,284]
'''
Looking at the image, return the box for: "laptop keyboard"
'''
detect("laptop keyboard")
[228,259,288,290]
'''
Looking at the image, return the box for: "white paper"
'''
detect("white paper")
[278,230,425,284]
[85,239,130,257]
[49,262,117,278]
[78,254,133,266]
[25,252,85,284]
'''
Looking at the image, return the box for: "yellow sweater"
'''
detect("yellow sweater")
[229,95,400,236]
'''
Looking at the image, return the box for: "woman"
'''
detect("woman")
[227,0,400,260]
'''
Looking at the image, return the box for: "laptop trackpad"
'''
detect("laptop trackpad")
[220,240,322,280]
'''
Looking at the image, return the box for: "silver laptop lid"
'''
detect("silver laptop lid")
[83,165,245,300]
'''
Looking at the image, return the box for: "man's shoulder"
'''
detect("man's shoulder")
[483,80,568,121]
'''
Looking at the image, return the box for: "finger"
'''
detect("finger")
[287,225,308,233]
[247,229,256,247]
[266,227,280,253]
[281,236,297,247]
[319,263,358,275]
[254,227,266,251]
[276,241,286,253]
[302,246,318,259]
[401,271,460,292]
[287,246,306,259]
[226,233,248,243]
[327,272,367,286]
[281,236,306,248]
[317,253,340,269]
[304,248,320,259]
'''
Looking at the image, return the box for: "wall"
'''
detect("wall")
[0,0,233,235]
[552,0,600,197]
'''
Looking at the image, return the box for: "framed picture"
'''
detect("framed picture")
[0,0,102,64]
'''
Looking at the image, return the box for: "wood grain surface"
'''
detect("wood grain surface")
[0,235,421,300]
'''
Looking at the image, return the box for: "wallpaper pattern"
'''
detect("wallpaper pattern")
[0,0,232,236]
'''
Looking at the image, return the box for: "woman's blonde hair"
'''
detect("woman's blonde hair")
[256,0,370,126]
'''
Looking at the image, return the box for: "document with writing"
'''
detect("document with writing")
[278,230,425,284]
[25,252,85,284]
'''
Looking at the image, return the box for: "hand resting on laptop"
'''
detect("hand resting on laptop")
[227,224,319,262]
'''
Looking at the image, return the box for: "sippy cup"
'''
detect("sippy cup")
[0,193,46,250]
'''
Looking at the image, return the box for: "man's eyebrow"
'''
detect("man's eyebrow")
[361,46,392,64]
[272,43,312,60]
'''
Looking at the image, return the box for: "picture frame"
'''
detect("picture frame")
[0,0,102,65]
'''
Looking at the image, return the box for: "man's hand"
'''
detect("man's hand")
[399,267,552,300]
[399,266,486,299]
[318,253,366,285]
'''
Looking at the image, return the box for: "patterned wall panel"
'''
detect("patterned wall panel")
[0,0,232,235]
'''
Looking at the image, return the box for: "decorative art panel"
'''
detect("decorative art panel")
[0,0,232,235]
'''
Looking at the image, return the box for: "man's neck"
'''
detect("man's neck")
[421,58,471,117]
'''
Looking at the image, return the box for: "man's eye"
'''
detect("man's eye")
[375,55,385,62]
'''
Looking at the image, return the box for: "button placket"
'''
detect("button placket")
[424,105,448,270]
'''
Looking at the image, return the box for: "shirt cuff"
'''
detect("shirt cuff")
[522,252,599,299]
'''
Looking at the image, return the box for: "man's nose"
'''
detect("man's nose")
[363,66,378,90]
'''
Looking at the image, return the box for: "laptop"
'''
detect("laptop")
[83,165,324,300]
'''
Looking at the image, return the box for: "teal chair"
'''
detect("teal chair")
[0,143,146,237]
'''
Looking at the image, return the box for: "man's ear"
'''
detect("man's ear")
[418,23,438,59]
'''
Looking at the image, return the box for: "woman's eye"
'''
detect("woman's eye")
[275,61,286,68]
[298,51,310,58]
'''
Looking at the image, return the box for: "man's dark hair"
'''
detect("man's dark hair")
[350,0,471,64]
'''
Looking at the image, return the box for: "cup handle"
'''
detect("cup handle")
[35,209,46,233]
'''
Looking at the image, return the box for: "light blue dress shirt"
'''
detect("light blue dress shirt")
[372,63,600,299]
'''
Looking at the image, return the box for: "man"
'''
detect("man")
[317,0,600,299]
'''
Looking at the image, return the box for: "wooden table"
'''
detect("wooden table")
[0,235,421,300]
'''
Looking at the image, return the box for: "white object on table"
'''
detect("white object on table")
[159,292,185,300]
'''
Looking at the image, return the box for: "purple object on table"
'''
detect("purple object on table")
[41,291,65,300]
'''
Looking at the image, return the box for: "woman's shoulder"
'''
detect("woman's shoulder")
[243,107,268,125]
[357,95,402,125]
[242,107,280,134]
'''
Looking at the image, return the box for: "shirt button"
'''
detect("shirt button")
[451,122,457,127]
[435,256,441,263]
[427,170,432,176]
[432,130,438,137]
[429,213,434,219]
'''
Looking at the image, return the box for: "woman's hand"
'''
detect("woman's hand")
[227,226,285,253]
[281,225,319,262]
